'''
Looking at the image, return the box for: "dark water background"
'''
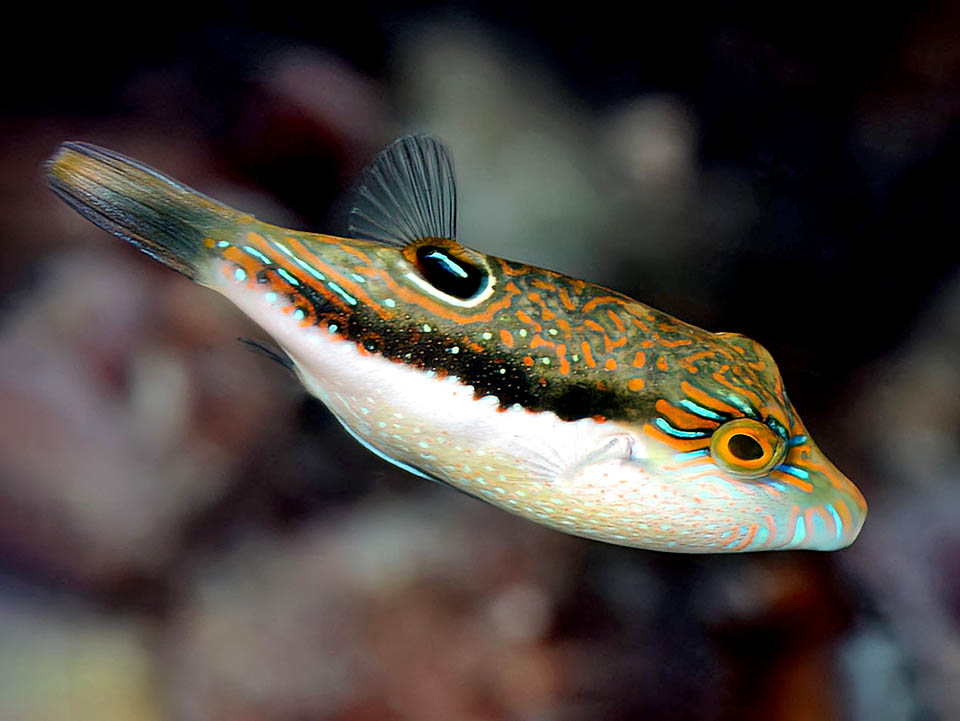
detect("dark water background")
[1,3,958,720]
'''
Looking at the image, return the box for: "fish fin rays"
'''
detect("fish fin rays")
[348,135,458,246]
[237,337,295,372]
[555,433,640,483]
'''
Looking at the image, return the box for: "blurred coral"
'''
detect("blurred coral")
[0,6,958,721]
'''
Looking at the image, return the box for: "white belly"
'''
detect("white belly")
[211,270,676,547]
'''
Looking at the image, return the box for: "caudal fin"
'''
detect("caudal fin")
[45,142,244,279]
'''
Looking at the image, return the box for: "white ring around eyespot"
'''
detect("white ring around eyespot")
[402,270,497,307]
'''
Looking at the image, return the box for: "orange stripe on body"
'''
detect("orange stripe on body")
[556,344,571,375]
[530,278,556,291]
[731,523,760,551]
[581,341,597,368]
[529,334,554,350]
[606,309,625,333]
[516,310,542,331]
[582,295,631,313]
[678,351,716,374]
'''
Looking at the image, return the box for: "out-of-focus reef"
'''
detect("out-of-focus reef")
[1,6,958,720]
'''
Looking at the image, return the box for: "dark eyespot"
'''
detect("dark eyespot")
[728,433,764,461]
[415,245,486,299]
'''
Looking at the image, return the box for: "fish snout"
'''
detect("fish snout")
[781,439,867,550]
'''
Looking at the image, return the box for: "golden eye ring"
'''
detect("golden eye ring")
[709,418,786,477]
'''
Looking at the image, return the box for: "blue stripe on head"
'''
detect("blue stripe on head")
[825,503,843,540]
[673,449,710,462]
[722,392,759,419]
[776,464,810,480]
[678,399,727,421]
[766,417,789,440]
[654,418,710,439]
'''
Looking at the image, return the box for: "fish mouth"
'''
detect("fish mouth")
[773,442,867,551]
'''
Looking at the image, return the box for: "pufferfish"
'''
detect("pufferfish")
[45,136,866,552]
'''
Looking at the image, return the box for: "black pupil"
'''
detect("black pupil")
[415,246,485,299]
[728,433,764,461]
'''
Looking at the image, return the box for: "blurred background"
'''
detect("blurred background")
[1,2,958,720]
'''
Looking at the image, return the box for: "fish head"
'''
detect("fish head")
[633,330,867,551]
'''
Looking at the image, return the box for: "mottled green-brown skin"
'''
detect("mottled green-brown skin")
[215,229,786,429]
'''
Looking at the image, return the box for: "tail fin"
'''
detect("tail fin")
[45,142,244,278]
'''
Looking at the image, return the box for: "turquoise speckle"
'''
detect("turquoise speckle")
[273,241,295,258]
[276,268,300,286]
[777,464,810,481]
[825,504,843,540]
[679,399,725,421]
[264,292,278,304]
[293,308,306,321]
[789,516,807,546]
[294,257,326,281]
[327,281,357,306]
[243,246,271,264]
[233,267,246,281]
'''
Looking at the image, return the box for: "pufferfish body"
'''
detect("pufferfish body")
[45,136,866,552]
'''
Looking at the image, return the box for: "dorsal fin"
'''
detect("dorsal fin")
[348,135,457,246]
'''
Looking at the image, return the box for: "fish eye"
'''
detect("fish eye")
[415,245,486,300]
[710,418,785,477]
